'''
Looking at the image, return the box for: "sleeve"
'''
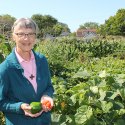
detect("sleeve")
[0,63,24,114]
[42,56,54,98]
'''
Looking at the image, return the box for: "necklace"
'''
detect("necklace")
[29,74,35,80]
[22,59,35,80]
[25,64,35,80]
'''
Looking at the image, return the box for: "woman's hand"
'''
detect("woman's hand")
[41,95,54,112]
[21,103,43,117]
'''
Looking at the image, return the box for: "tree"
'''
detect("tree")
[52,23,63,36]
[98,8,125,36]
[79,25,86,29]
[31,14,58,38]
[0,14,16,35]
[31,14,70,38]
[115,9,125,35]
[79,22,99,29]
[58,22,70,32]
[53,22,70,36]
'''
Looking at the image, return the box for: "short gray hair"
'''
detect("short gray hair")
[12,18,39,34]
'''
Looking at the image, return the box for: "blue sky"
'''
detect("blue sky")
[0,0,125,32]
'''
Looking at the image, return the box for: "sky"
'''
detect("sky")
[0,0,125,32]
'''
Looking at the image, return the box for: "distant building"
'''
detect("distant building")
[60,31,70,37]
[76,29,98,39]
[43,33,55,40]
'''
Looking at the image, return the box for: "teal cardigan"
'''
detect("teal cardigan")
[0,49,54,125]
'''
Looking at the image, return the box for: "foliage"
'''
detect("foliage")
[35,38,125,124]
[0,14,15,36]
[31,14,70,38]
[0,14,70,39]
[98,8,125,36]
[0,34,12,124]
[53,22,70,37]
[1,36,125,124]
[0,112,5,125]
[0,14,15,25]
[31,14,57,38]
[35,38,120,76]
[79,22,99,30]
[51,57,125,124]
[0,34,12,63]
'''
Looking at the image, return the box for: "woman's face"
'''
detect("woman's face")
[13,25,36,53]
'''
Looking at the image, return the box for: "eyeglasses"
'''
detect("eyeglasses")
[14,32,36,38]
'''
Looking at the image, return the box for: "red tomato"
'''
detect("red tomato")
[42,100,49,105]
[46,102,51,108]
[42,100,52,109]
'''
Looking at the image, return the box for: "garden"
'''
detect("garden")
[1,35,125,125]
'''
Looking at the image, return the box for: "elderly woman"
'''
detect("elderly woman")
[0,18,54,125]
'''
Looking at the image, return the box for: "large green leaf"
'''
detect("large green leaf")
[114,119,125,125]
[101,101,113,113]
[72,69,90,79]
[98,89,106,101]
[99,70,106,78]
[75,105,93,125]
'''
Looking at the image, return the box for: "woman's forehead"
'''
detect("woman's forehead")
[14,26,35,32]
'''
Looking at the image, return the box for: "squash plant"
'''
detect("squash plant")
[0,34,12,63]
[0,34,12,125]
[51,56,125,125]
[51,68,125,124]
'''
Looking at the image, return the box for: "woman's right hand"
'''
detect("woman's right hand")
[21,103,43,117]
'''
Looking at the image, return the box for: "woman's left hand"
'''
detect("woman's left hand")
[29,110,44,118]
[41,95,54,112]
[21,103,44,117]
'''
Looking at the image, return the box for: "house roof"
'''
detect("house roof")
[77,29,96,33]
[76,29,97,37]
[60,31,70,36]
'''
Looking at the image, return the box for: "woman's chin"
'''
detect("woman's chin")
[22,47,32,52]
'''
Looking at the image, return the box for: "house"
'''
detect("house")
[60,31,70,37]
[76,29,97,39]
[43,33,55,40]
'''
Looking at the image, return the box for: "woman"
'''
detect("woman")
[0,18,54,125]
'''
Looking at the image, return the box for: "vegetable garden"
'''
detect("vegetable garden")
[1,35,125,125]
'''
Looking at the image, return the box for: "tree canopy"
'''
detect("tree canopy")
[0,14,70,38]
[31,14,70,37]
[0,8,125,38]
[98,8,125,36]
[0,14,15,35]
[79,22,99,30]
